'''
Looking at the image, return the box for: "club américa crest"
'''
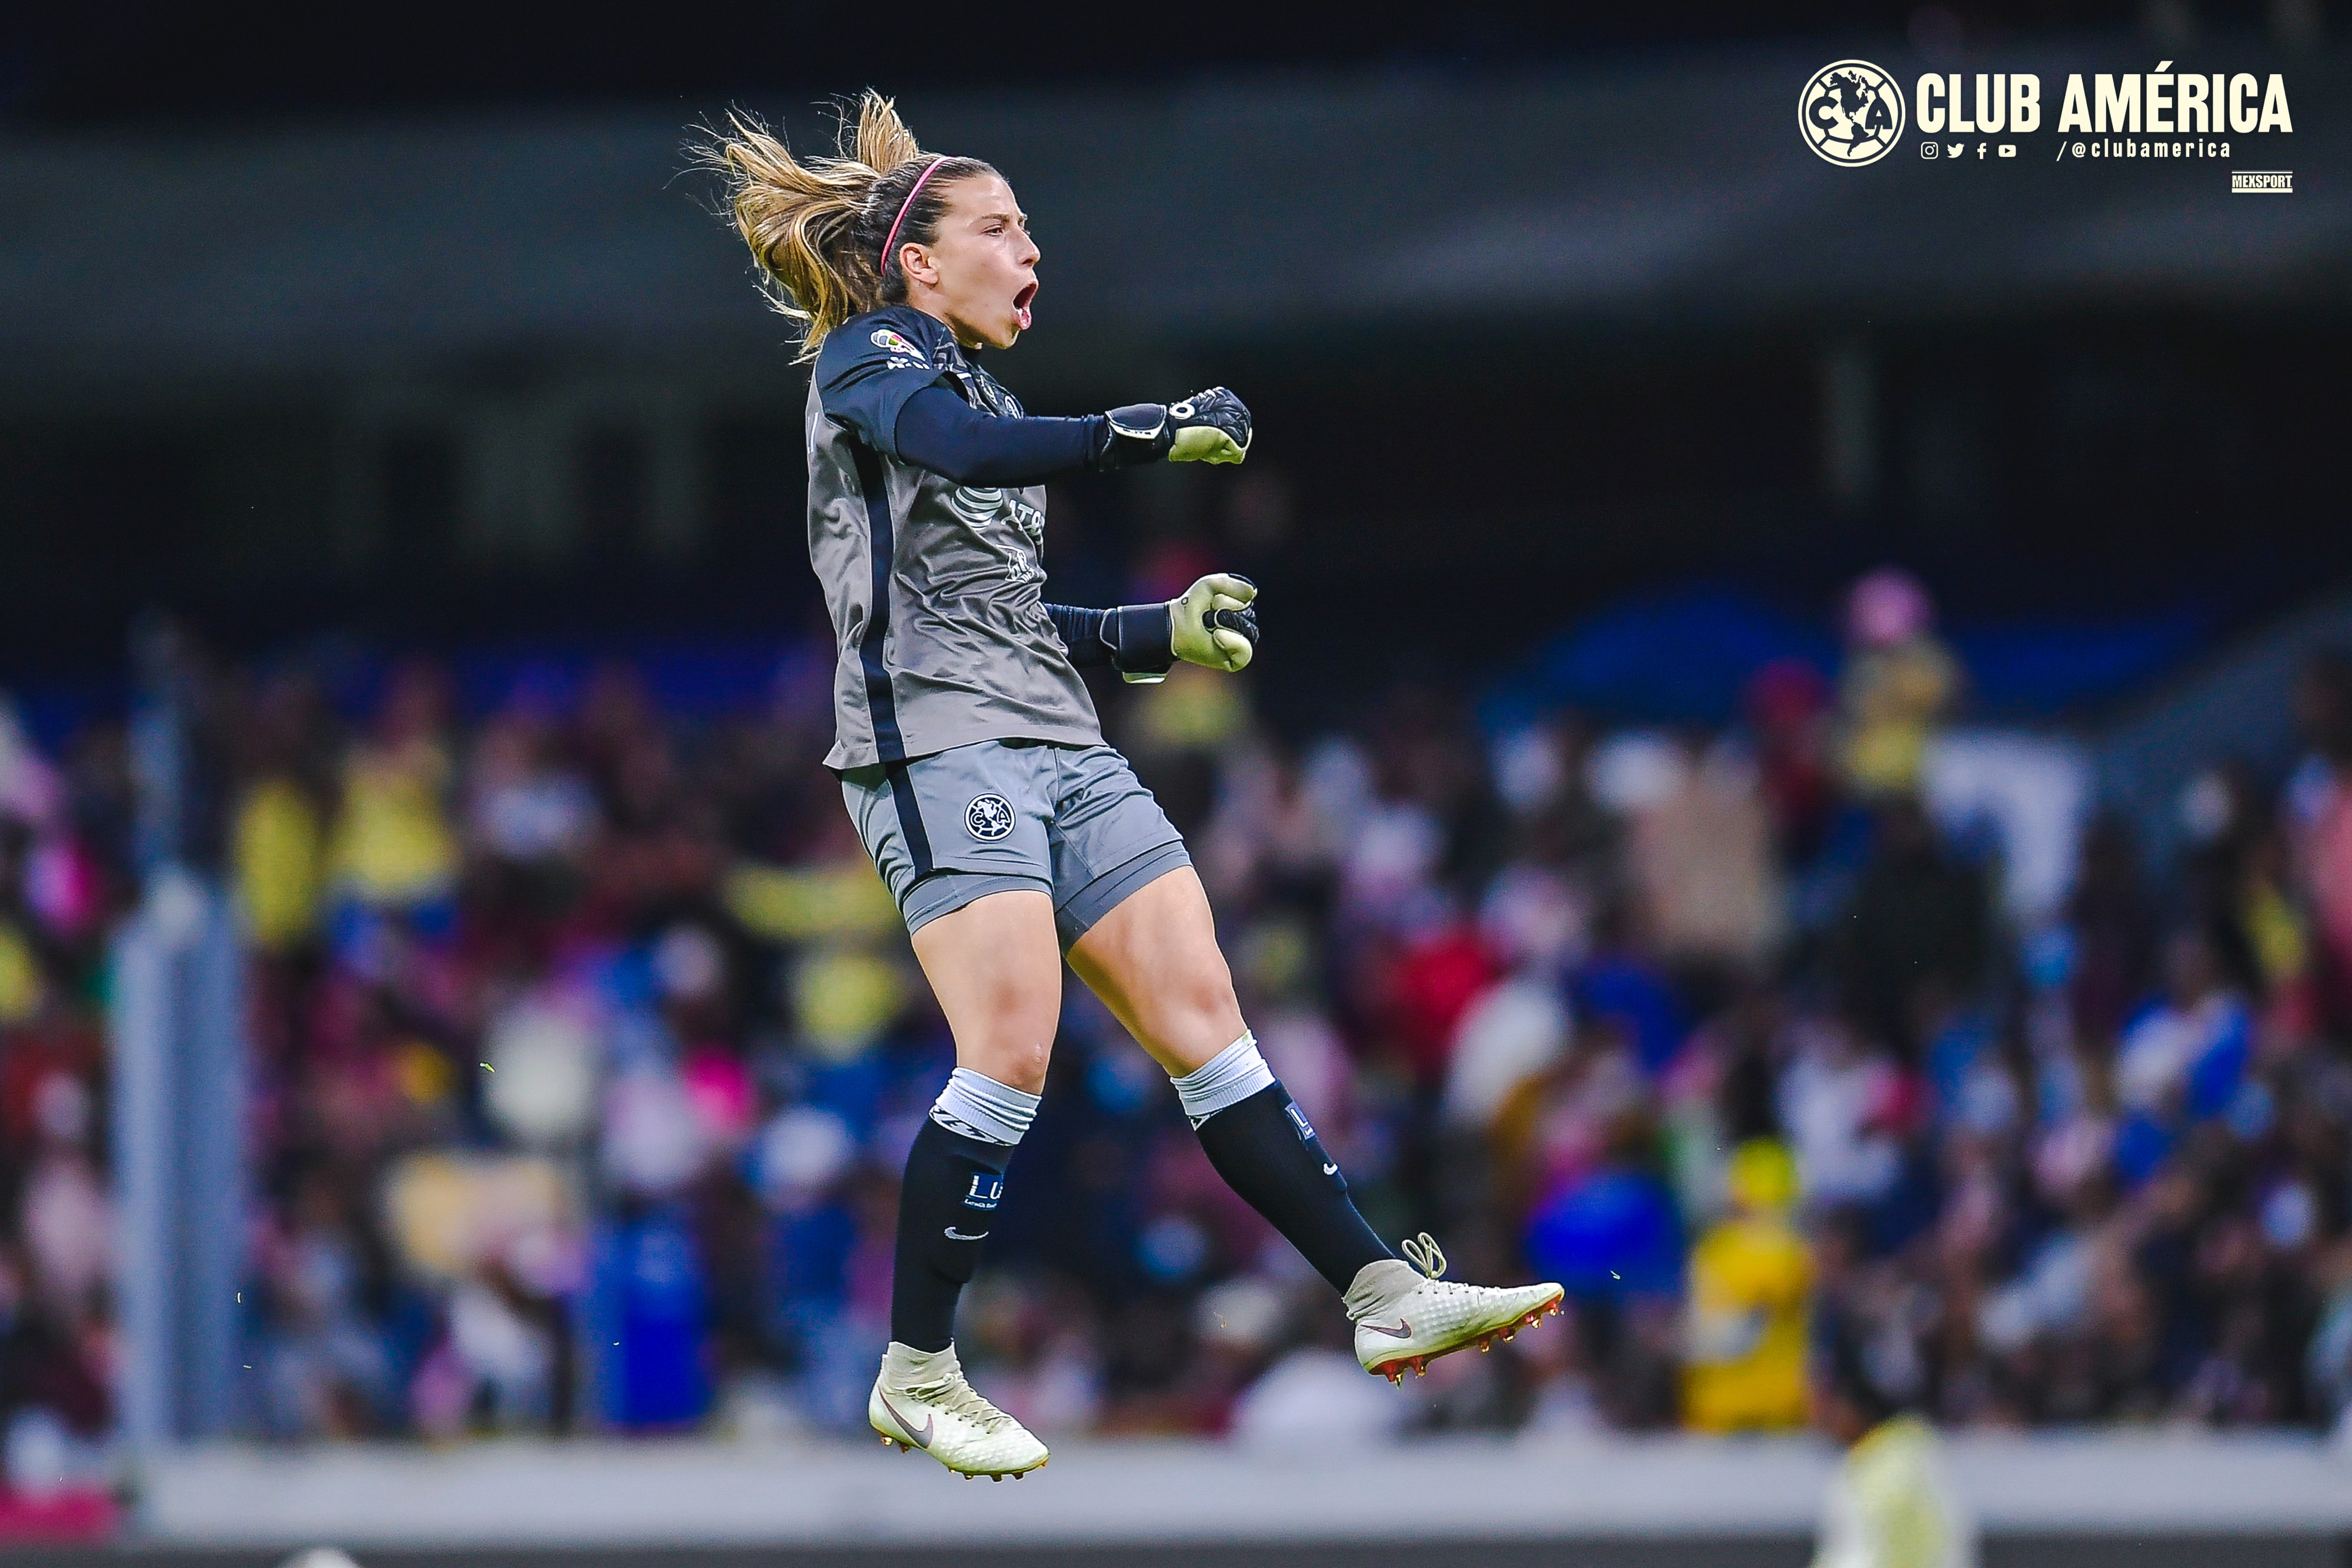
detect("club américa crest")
[966,794,1015,841]
[1800,59,1905,166]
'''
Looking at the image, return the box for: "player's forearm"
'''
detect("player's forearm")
[1045,603,1175,674]
[891,384,1258,487]
[893,386,1102,486]
[1047,578,1258,682]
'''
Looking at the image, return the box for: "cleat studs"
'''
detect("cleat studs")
[882,1436,893,1446]
[993,1475,1003,1483]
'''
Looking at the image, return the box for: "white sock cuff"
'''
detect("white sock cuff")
[929,1067,1041,1147]
[1170,1032,1275,1124]
[883,1340,961,1378]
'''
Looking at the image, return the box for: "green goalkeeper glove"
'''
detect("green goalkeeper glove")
[1107,574,1259,683]
[1093,387,1253,467]
[1171,573,1258,672]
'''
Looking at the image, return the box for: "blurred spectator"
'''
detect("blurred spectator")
[1837,569,1959,802]
[232,674,334,954]
[253,1164,396,1439]
[1778,1015,1909,1216]
[11,587,2352,1455]
[1683,1139,1810,1432]
[325,661,459,941]
[0,698,119,1522]
[2113,928,2251,1175]
[2289,650,2352,1034]
[1748,660,1836,867]
[236,774,324,954]
[1920,732,2087,928]
[1835,798,1991,1059]
[2068,813,2160,1054]
[1627,735,1782,972]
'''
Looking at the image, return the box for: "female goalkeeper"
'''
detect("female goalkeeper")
[701,92,1559,1479]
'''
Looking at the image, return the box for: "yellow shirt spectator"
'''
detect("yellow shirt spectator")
[328,739,458,907]
[1683,1139,1812,1432]
[1839,637,1957,799]
[0,922,43,1024]
[235,777,324,950]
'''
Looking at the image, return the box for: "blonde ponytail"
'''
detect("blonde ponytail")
[692,92,993,361]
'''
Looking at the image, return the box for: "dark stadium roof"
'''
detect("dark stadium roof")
[1,41,2341,394]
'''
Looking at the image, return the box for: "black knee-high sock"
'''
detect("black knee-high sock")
[1193,1082,1392,1293]
[891,1117,1014,1352]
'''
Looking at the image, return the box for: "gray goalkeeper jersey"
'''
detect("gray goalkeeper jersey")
[806,306,1103,771]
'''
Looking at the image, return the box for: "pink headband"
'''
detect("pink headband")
[878,158,948,274]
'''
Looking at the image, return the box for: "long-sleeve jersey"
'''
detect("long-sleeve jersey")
[806,306,1115,771]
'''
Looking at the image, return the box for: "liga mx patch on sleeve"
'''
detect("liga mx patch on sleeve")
[1285,1101,1317,1142]
[963,1174,1004,1211]
[871,327,926,359]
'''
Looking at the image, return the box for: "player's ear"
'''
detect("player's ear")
[900,243,940,290]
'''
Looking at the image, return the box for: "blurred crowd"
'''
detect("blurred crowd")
[9,566,2352,1465]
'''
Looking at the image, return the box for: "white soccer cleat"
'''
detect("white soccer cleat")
[1347,1233,1565,1384]
[868,1341,1049,1480]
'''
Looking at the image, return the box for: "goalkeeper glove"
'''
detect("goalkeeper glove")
[1174,572,1258,670]
[1110,573,1258,684]
[1091,388,1253,469]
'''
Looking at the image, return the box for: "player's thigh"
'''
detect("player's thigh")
[843,743,1062,1094]
[842,741,1055,910]
[1066,865,1245,1078]
[908,888,1063,1094]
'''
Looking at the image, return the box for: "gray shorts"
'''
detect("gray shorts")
[841,739,1190,948]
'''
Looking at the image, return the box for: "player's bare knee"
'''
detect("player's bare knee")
[1184,968,1242,1032]
[983,1034,1053,1096]
[1147,984,1242,1063]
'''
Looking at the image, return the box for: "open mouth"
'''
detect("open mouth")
[1013,282,1037,332]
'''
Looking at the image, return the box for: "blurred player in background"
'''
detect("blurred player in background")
[1810,1333,1977,1568]
[698,92,1563,1479]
